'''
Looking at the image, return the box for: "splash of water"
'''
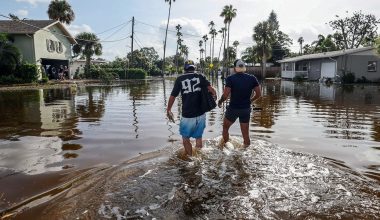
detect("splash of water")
[94,137,379,220]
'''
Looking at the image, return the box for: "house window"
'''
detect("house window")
[368,61,377,72]
[284,63,292,71]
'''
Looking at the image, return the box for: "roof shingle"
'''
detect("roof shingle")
[0,20,57,34]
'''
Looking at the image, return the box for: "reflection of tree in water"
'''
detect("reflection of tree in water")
[252,81,283,128]
[76,87,107,122]
[0,90,41,138]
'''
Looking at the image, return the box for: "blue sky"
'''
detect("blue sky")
[2,0,380,60]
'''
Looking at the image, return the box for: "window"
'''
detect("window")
[368,61,377,72]
[284,63,292,71]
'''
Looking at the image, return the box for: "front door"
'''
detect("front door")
[321,62,336,78]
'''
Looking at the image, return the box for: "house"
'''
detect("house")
[0,20,76,79]
[279,47,380,82]
[70,59,107,79]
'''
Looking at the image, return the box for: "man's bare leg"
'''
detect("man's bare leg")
[222,117,234,143]
[183,138,193,156]
[240,122,250,147]
[195,138,203,149]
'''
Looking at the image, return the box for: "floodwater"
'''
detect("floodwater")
[0,79,379,219]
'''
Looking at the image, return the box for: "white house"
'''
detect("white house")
[279,47,380,82]
[0,20,76,79]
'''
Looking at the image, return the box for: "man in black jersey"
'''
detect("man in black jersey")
[218,59,261,147]
[167,60,216,156]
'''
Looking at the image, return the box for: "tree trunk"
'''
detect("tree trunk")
[227,22,231,76]
[162,2,172,75]
[175,43,179,74]
[85,54,91,78]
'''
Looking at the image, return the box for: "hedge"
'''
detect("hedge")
[0,63,39,84]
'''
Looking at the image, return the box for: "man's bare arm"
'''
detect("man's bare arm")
[218,87,231,107]
[250,85,262,103]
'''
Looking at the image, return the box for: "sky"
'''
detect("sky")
[2,0,380,61]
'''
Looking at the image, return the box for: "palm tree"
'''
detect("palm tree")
[233,40,239,55]
[218,27,226,60]
[253,21,275,79]
[241,45,260,65]
[72,32,102,78]
[162,0,176,75]
[202,34,208,62]
[47,0,75,25]
[175,24,182,73]
[208,21,215,59]
[220,4,237,73]
[199,40,203,71]
[0,34,21,75]
[179,44,189,60]
[298,37,304,54]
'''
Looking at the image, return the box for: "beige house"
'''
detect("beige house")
[279,47,380,82]
[0,20,76,79]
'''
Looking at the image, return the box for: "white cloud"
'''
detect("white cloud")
[15,9,29,18]
[66,24,93,36]
[16,0,50,6]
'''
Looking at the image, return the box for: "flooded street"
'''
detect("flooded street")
[0,78,379,219]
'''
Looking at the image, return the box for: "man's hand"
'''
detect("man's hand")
[166,110,175,123]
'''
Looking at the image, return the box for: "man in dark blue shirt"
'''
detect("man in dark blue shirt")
[218,59,261,147]
[167,60,216,156]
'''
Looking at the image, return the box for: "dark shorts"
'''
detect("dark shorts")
[225,106,251,123]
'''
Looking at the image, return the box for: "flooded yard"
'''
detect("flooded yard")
[0,78,379,219]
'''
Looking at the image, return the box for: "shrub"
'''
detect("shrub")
[341,72,355,84]
[15,63,39,83]
[40,77,49,83]
[0,75,22,84]
[99,69,114,85]
[356,76,371,83]
[125,68,147,79]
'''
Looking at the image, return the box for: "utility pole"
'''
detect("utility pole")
[130,16,135,68]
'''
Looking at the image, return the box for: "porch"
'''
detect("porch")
[281,61,310,80]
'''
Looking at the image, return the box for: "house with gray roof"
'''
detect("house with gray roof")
[279,47,380,83]
[0,20,76,79]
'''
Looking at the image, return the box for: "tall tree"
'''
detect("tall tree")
[72,32,102,78]
[298,37,304,54]
[241,45,260,65]
[47,0,75,25]
[162,0,176,75]
[199,40,203,70]
[218,27,226,61]
[209,22,218,75]
[220,4,237,73]
[311,34,338,52]
[175,24,182,73]
[202,34,208,62]
[233,40,239,53]
[253,21,275,78]
[329,11,380,49]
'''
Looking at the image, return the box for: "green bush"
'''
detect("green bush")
[99,69,114,85]
[341,72,355,84]
[15,63,39,83]
[356,76,371,83]
[0,75,22,84]
[40,77,49,83]
[125,68,147,79]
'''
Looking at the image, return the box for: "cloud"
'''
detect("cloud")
[66,24,93,36]
[15,9,29,18]
[15,0,50,6]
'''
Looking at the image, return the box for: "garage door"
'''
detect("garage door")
[321,62,336,78]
